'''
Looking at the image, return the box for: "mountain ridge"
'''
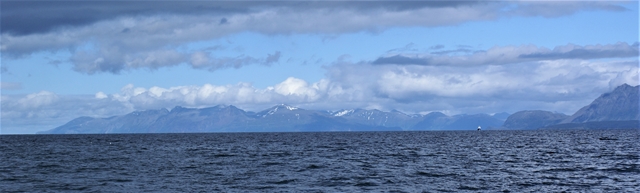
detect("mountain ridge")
[501,84,639,130]
[562,84,639,123]
[39,105,504,134]
[40,84,639,134]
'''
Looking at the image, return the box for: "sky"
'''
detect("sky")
[1,1,639,134]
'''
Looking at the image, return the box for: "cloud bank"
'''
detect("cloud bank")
[3,57,637,133]
[1,1,629,73]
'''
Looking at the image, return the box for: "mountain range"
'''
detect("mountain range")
[39,84,639,134]
[39,104,507,134]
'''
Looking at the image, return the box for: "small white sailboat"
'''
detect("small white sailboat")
[477,126,481,131]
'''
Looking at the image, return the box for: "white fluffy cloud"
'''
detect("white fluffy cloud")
[273,77,321,98]
[105,77,330,111]
[34,57,639,115]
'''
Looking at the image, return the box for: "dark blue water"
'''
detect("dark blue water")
[2,130,639,192]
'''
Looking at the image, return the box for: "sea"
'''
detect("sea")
[1,129,639,192]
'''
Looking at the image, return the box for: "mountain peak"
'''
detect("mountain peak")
[617,83,632,88]
[259,104,300,117]
[563,83,639,123]
[275,104,298,111]
[612,83,637,94]
[265,104,299,112]
[502,110,568,130]
[213,104,229,109]
[390,109,404,114]
[171,106,188,112]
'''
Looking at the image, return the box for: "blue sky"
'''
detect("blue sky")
[1,1,639,134]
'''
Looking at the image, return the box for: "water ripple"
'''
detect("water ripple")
[1,130,639,192]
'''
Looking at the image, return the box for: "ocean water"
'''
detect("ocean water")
[1,130,639,192]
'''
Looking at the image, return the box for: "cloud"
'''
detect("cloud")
[1,4,498,55]
[1,92,133,133]
[273,77,322,100]
[606,61,640,89]
[106,77,328,111]
[519,42,640,60]
[70,48,188,74]
[95,92,108,99]
[265,51,282,64]
[15,91,59,109]
[387,43,420,53]
[2,1,627,36]
[507,1,627,18]
[219,18,229,25]
[430,48,479,55]
[1,1,630,74]
[1,66,9,74]
[1,1,253,36]
[101,55,639,114]
[372,42,639,66]
[67,47,281,74]
[2,55,638,133]
[189,51,281,72]
[0,1,491,35]
[2,14,285,73]
[372,55,430,65]
[1,82,22,90]
[329,58,639,113]
[429,45,445,50]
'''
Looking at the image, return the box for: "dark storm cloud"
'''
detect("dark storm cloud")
[1,1,251,35]
[0,1,481,35]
